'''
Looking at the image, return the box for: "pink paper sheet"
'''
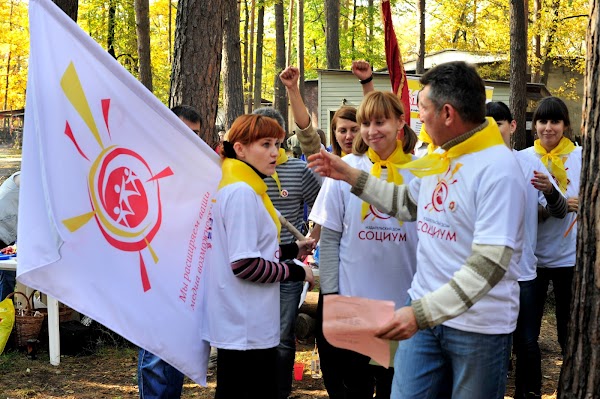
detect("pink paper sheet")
[322,295,395,368]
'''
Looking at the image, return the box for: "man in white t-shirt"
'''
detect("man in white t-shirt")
[307,61,526,399]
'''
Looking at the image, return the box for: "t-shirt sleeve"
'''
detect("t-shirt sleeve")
[473,164,525,249]
[309,177,345,233]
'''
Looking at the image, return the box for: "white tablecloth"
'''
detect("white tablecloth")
[0,259,61,366]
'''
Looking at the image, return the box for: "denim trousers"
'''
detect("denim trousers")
[0,270,16,301]
[534,267,574,355]
[137,348,184,399]
[391,324,512,399]
[514,279,542,398]
[276,280,303,399]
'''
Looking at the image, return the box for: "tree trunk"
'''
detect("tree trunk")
[243,0,249,110]
[287,0,295,66]
[170,0,223,149]
[4,0,13,110]
[107,0,116,59]
[247,0,256,112]
[532,0,542,82]
[417,0,426,74]
[274,1,288,131]
[367,0,374,61]
[509,0,528,150]
[51,0,78,21]
[223,0,245,129]
[558,1,600,396]
[325,0,340,69]
[253,4,265,110]
[297,0,305,96]
[134,0,153,92]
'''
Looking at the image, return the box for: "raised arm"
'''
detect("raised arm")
[279,66,321,157]
[352,60,375,96]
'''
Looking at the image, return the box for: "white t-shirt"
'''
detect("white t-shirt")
[201,182,281,350]
[310,154,418,308]
[408,144,524,334]
[520,146,581,268]
[513,150,558,281]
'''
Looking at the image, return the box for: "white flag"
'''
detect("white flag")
[18,0,222,385]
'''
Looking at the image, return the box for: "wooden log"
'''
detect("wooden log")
[298,291,319,317]
[295,313,316,339]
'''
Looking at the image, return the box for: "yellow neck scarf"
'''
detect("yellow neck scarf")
[418,125,437,154]
[341,151,348,157]
[219,158,281,241]
[271,148,288,195]
[400,118,504,177]
[533,137,575,193]
[362,141,412,220]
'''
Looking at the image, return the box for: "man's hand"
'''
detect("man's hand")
[375,306,419,341]
[352,60,372,81]
[307,149,361,185]
[279,66,300,89]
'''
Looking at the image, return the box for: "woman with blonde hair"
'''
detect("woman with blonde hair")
[310,91,418,398]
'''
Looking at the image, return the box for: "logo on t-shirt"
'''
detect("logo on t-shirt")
[425,163,462,213]
[362,204,392,222]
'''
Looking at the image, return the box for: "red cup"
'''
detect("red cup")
[293,362,304,381]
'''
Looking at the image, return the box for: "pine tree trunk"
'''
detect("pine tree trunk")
[51,0,78,21]
[134,0,153,92]
[297,0,305,96]
[253,5,265,110]
[107,0,116,59]
[325,0,340,69]
[247,0,256,111]
[274,1,288,131]
[170,0,223,149]
[558,1,600,395]
[509,0,528,150]
[416,0,426,74]
[223,0,245,129]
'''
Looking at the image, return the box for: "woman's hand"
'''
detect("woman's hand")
[567,196,579,213]
[279,66,300,89]
[531,171,553,194]
[302,265,315,291]
[351,60,372,81]
[296,238,316,259]
[308,149,362,185]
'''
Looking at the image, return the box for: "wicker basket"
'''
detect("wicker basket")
[30,291,73,323]
[6,291,44,347]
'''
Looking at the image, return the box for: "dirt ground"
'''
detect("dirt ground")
[0,312,561,399]
[0,145,562,398]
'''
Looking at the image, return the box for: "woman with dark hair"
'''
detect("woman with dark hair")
[310,91,419,399]
[201,114,315,399]
[520,96,581,376]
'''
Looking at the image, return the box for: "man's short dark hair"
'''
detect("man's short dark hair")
[171,105,201,126]
[486,101,513,122]
[420,61,486,124]
[252,107,286,131]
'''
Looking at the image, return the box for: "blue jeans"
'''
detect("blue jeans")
[392,324,512,399]
[0,270,16,301]
[138,348,184,399]
[276,280,303,399]
[514,279,542,398]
